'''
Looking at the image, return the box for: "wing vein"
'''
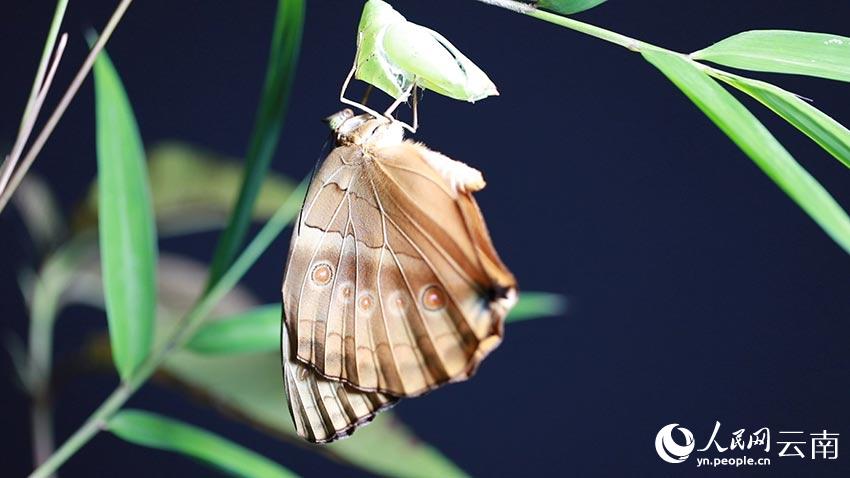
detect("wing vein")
[368,169,408,392]
[297,172,356,364]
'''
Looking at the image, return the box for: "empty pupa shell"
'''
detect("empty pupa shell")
[354,0,499,103]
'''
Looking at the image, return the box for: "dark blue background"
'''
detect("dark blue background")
[3,1,850,476]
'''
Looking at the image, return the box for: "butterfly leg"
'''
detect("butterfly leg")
[384,82,418,134]
[411,85,419,133]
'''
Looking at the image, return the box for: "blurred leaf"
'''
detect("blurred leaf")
[507,292,567,323]
[208,0,304,287]
[109,410,298,478]
[12,174,66,253]
[93,46,157,380]
[536,0,606,15]
[50,248,261,326]
[692,30,850,82]
[76,142,296,236]
[3,332,30,392]
[716,73,850,169]
[357,0,498,102]
[188,292,564,355]
[643,49,850,255]
[162,350,468,477]
[187,304,279,354]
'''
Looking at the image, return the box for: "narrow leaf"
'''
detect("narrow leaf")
[93,46,157,379]
[643,49,850,255]
[507,292,567,323]
[692,30,850,82]
[716,72,850,169]
[537,0,607,15]
[207,0,304,287]
[109,410,298,478]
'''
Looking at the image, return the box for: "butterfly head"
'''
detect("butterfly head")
[325,109,404,149]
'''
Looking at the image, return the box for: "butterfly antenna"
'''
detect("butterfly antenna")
[297,136,333,236]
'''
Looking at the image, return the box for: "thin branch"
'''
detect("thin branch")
[0,0,68,199]
[0,34,69,195]
[0,0,135,214]
[472,0,647,51]
[474,0,535,14]
[17,0,70,139]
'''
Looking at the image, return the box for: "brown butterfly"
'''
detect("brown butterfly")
[281,109,517,443]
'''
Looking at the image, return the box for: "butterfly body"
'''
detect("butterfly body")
[282,110,516,442]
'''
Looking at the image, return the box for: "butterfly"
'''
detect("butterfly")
[281,108,517,443]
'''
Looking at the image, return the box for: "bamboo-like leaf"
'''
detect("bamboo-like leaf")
[715,72,850,169]
[93,47,157,380]
[643,49,850,255]
[537,0,607,15]
[109,410,298,478]
[692,30,850,82]
[207,0,304,287]
[163,351,468,477]
[187,292,564,355]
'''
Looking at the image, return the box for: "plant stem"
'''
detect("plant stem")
[472,0,649,51]
[28,180,307,478]
[31,399,55,471]
[18,0,69,134]
[27,237,96,473]
[0,0,134,214]
[0,0,68,204]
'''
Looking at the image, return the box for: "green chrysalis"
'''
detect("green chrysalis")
[353,0,498,103]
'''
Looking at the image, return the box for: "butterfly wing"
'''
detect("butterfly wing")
[282,324,396,443]
[282,140,516,397]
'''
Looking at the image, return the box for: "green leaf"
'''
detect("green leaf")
[186,304,279,354]
[643,49,850,255]
[76,141,296,236]
[507,292,567,323]
[188,291,564,355]
[715,72,850,169]
[93,46,157,380]
[537,0,607,15]
[163,351,468,477]
[109,410,298,478]
[692,30,850,82]
[207,0,304,287]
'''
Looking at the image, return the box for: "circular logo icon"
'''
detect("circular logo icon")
[655,423,695,464]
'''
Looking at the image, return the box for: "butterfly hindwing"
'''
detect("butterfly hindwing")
[282,325,397,443]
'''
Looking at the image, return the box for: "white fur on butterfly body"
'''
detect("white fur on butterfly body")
[332,109,486,196]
